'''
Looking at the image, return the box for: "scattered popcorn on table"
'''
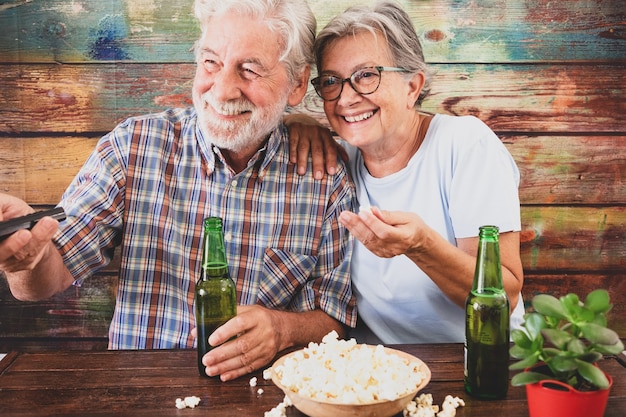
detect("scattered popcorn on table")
[249,376,258,387]
[257,388,264,395]
[175,396,201,409]
[403,393,465,417]
[264,395,292,417]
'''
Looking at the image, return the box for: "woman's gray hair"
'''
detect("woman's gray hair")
[314,1,432,107]
[194,0,316,84]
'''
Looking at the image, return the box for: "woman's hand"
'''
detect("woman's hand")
[339,206,427,258]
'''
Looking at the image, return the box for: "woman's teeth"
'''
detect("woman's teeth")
[344,111,374,123]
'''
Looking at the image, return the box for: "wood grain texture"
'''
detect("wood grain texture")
[0,0,624,63]
[1,348,625,417]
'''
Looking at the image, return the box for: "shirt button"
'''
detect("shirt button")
[231,179,237,187]
[224,232,232,241]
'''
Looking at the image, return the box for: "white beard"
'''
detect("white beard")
[194,90,288,153]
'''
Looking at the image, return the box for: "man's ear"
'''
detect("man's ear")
[287,66,311,106]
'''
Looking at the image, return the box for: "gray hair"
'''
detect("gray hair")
[314,1,432,107]
[194,0,316,84]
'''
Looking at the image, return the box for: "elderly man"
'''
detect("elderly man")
[0,0,356,381]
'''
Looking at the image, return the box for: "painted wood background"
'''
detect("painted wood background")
[0,0,625,350]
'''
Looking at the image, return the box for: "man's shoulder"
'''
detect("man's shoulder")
[121,107,197,127]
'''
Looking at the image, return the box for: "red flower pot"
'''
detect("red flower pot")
[525,373,612,417]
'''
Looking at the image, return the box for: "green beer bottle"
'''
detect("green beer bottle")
[464,225,510,399]
[195,217,237,377]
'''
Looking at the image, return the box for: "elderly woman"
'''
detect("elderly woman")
[308,1,525,344]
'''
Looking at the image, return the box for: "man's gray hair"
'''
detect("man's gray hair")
[314,1,432,107]
[194,0,316,84]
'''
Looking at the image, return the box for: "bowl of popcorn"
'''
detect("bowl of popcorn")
[270,331,431,417]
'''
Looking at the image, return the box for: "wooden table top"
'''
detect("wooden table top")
[1,344,624,416]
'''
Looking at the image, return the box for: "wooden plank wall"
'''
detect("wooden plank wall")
[0,0,625,351]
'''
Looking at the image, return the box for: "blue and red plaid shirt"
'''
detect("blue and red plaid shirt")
[54,107,357,349]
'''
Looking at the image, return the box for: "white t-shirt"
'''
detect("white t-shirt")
[345,114,525,344]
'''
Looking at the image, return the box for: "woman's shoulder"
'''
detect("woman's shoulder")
[430,113,491,134]
[428,114,499,147]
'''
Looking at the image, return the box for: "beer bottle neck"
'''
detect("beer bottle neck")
[472,226,503,291]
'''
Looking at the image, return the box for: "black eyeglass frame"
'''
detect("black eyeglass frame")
[311,66,408,101]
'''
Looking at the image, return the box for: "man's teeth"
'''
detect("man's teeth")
[215,107,248,116]
[344,111,374,123]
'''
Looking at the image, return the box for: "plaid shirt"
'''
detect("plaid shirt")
[54,107,357,349]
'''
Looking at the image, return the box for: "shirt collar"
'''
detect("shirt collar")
[194,117,286,179]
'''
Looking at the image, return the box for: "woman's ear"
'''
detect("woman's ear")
[288,66,311,106]
[407,71,426,109]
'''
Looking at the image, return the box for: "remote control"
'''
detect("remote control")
[0,207,66,241]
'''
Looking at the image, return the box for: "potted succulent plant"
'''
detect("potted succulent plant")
[509,289,624,417]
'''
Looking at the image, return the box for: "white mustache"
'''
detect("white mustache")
[202,93,254,116]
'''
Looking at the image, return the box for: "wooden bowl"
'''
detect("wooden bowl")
[271,346,431,417]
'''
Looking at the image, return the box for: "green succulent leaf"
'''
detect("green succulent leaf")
[523,312,548,340]
[576,360,610,389]
[511,329,532,349]
[590,314,608,327]
[593,340,625,355]
[584,289,611,313]
[511,371,554,387]
[550,355,577,372]
[579,352,603,363]
[576,307,595,323]
[509,344,532,360]
[566,338,586,355]
[560,293,581,316]
[581,322,620,345]
[532,294,567,320]
[542,328,573,350]
[541,347,562,359]
[509,353,539,370]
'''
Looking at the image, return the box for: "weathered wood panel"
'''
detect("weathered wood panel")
[1,0,624,63]
[508,135,626,205]
[0,273,115,352]
[2,135,625,205]
[0,63,624,134]
[520,207,626,272]
[0,137,99,203]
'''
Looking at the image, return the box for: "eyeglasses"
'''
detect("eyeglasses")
[311,66,408,101]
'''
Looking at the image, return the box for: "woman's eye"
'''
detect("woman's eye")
[322,77,340,87]
[354,70,377,82]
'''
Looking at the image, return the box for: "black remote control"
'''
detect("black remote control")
[0,207,66,241]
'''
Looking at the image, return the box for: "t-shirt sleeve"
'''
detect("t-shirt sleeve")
[448,117,521,238]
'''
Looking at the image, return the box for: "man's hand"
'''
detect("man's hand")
[196,305,285,381]
[0,217,59,271]
[284,113,345,179]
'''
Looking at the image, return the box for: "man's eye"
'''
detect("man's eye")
[203,60,219,71]
[241,67,262,80]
